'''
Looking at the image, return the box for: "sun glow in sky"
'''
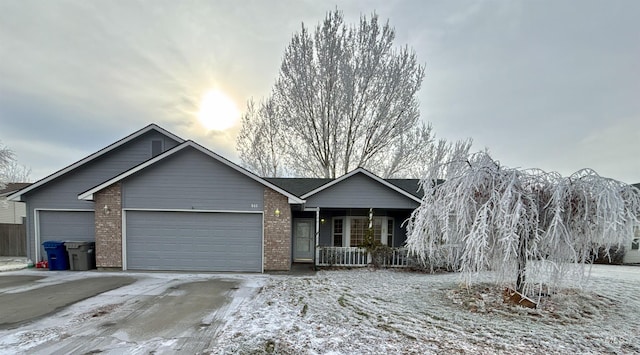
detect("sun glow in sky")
[197,89,241,131]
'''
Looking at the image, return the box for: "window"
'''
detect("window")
[332,216,393,247]
[333,218,343,247]
[350,218,367,247]
[151,140,163,157]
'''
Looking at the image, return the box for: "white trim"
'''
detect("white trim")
[121,208,265,273]
[122,209,127,270]
[33,209,39,262]
[7,124,184,202]
[34,208,94,262]
[331,217,344,247]
[261,213,265,273]
[300,167,421,203]
[315,207,320,265]
[77,141,305,204]
[122,208,264,214]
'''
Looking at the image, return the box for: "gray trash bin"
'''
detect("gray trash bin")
[64,241,96,271]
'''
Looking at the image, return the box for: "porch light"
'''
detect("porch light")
[320,218,326,224]
[103,205,110,215]
[274,208,281,217]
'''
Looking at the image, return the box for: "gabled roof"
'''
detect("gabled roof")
[78,140,305,204]
[299,167,422,203]
[0,183,32,197]
[7,124,184,202]
[386,179,422,199]
[264,178,332,197]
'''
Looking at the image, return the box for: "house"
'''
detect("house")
[8,124,422,272]
[0,183,30,224]
[623,183,640,264]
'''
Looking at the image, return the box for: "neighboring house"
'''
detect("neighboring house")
[0,183,30,224]
[623,183,640,264]
[8,124,422,272]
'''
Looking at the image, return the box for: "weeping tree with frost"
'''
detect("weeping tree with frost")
[406,150,640,296]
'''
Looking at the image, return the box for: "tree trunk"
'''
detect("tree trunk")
[515,235,527,293]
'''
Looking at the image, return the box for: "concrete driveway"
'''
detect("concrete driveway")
[0,270,264,354]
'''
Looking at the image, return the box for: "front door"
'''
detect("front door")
[293,219,315,262]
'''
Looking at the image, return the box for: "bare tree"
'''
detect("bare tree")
[0,141,15,190]
[236,98,285,177]
[406,151,640,296]
[237,10,433,178]
[2,160,32,183]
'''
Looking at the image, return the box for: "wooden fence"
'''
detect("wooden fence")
[0,223,26,256]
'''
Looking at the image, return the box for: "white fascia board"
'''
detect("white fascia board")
[299,168,362,199]
[186,142,306,204]
[8,124,184,202]
[300,167,421,203]
[78,142,189,200]
[78,141,306,205]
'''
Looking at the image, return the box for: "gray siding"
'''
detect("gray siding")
[305,174,419,209]
[317,209,411,247]
[126,211,262,272]
[24,130,180,261]
[122,148,264,211]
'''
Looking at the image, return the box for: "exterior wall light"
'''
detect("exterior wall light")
[320,218,326,224]
[103,205,110,215]
[274,208,281,217]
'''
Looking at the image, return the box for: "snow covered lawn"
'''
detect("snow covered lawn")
[213,264,640,354]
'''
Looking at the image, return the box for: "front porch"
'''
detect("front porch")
[316,246,412,267]
[292,208,415,268]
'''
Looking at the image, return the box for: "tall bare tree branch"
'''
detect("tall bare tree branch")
[237,10,443,178]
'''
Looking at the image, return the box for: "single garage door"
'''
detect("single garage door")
[126,211,262,272]
[39,210,95,259]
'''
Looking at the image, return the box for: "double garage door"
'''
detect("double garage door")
[125,211,262,272]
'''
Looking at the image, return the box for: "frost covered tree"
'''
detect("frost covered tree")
[237,10,439,178]
[406,151,640,295]
[236,98,285,177]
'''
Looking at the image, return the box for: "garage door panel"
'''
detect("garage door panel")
[39,211,95,259]
[126,211,262,272]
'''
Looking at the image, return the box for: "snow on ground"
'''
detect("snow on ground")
[0,257,28,272]
[212,264,640,354]
[1,265,638,354]
[0,270,267,353]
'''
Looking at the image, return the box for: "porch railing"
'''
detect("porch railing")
[316,246,411,268]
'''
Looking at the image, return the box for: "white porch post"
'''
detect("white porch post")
[315,207,320,265]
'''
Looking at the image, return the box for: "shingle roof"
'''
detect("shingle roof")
[264,178,332,196]
[0,183,32,196]
[385,179,422,198]
[264,177,424,199]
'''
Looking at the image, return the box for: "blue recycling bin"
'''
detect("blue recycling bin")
[43,241,69,270]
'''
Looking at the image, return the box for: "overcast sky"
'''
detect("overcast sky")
[1,0,639,183]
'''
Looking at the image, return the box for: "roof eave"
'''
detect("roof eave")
[300,167,422,204]
[77,140,306,205]
[9,124,185,202]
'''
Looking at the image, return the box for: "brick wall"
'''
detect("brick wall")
[263,188,291,271]
[94,183,122,269]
